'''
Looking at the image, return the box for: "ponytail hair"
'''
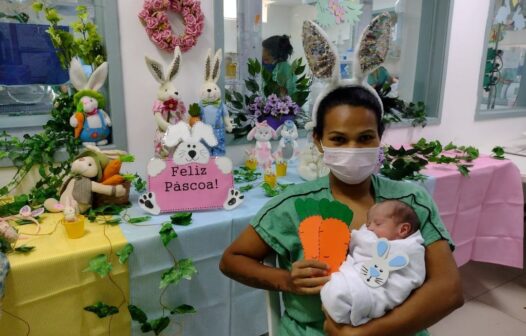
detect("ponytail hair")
[262,35,293,62]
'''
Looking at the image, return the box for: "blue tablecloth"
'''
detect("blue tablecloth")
[120,162,436,336]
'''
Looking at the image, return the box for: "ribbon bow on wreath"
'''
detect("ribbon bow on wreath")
[138,0,205,52]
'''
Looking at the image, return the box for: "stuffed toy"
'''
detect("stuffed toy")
[198,48,234,156]
[69,58,112,146]
[145,46,188,158]
[298,141,330,181]
[247,120,277,170]
[44,145,128,216]
[273,119,299,161]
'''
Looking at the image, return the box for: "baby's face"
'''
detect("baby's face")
[366,203,405,240]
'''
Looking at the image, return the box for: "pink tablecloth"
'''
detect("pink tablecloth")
[423,155,524,268]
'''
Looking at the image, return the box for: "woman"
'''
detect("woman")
[220,86,463,335]
[262,35,296,96]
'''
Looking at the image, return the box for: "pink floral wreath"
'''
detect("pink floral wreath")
[138,0,205,52]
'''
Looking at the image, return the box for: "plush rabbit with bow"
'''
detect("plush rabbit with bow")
[273,119,299,162]
[69,59,112,146]
[145,46,188,158]
[247,120,277,170]
[199,48,234,156]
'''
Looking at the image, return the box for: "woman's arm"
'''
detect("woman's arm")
[220,225,330,294]
[324,240,464,336]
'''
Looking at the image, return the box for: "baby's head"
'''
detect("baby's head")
[366,200,420,240]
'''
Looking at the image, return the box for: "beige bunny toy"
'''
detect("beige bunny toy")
[145,46,188,158]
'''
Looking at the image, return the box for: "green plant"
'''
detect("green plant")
[32,2,105,69]
[0,92,81,210]
[491,146,505,160]
[377,83,428,127]
[381,138,483,181]
[225,58,312,138]
[127,222,197,335]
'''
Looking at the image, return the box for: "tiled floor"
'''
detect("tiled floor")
[428,261,526,335]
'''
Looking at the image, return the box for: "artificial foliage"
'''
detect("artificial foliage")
[380,138,486,181]
[0,92,81,210]
[32,2,105,69]
[226,58,311,138]
[377,83,428,127]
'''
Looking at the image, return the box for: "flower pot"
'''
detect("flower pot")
[276,162,288,177]
[245,159,258,171]
[63,215,85,239]
[264,172,277,188]
[259,114,294,130]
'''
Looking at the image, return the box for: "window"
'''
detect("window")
[477,0,526,120]
[0,0,126,149]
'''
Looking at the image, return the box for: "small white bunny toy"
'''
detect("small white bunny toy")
[145,46,188,158]
[274,119,299,161]
[247,120,277,170]
[69,58,112,146]
[359,238,409,288]
[298,136,330,181]
[199,48,234,156]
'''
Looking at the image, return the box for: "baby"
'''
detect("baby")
[321,200,426,326]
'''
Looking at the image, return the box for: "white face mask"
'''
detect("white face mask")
[321,144,380,185]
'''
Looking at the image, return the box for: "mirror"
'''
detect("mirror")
[220,0,451,138]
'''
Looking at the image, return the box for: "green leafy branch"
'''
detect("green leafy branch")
[377,83,428,127]
[32,2,105,69]
[381,138,486,181]
[126,221,196,335]
[491,146,505,160]
[261,182,293,197]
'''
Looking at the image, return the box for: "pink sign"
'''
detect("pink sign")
[148,159,234,212]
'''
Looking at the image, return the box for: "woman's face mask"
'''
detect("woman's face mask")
[262,62,276,73]
[321,143,381,185]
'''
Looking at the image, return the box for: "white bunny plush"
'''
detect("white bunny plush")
[246,120,277,170]
[69,58,111,146]
[145,46,188,158]
[199,48,234,156]
[298,140,330,181]
[274,119,299,161]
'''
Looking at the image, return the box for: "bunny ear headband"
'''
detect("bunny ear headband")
[302,13,392,129]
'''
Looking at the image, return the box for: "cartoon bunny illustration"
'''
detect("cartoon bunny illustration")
[163,121,218,165]
[69,58,112,146]
[273,119,299,161]
[199,48,234,156]
[247,120,277,170]
[145,46,188,158]
[359,238,409,288]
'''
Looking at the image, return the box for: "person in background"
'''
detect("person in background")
[262,35,296,96]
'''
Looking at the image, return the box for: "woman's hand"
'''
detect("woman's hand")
[287,259,331,295]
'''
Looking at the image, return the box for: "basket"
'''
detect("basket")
[92,181,131,208]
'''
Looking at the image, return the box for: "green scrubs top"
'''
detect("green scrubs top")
[273,62,297,96]
[251,174,454,336]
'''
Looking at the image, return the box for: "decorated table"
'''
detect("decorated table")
[1,156,523,336]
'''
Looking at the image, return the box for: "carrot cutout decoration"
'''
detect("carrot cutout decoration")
[296,198,354,274]
[188,103,201,127]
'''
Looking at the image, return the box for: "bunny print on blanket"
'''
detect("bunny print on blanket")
[145,46,188,158]
[69,58,112,146]
[359,238,409,288]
